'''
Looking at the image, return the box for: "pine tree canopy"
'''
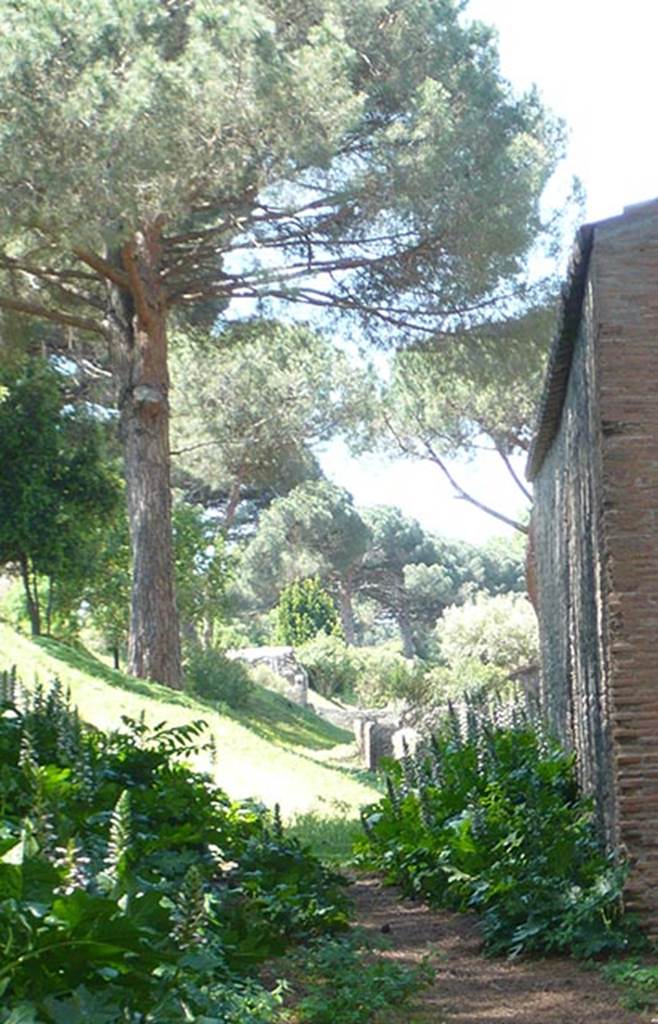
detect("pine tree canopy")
[0,0,563,339]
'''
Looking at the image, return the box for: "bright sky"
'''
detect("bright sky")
[319,0,658,544]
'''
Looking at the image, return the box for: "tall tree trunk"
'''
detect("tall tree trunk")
[19,555,40,636]
[107,225,182,687]
[223,473,244,533]
[395,581,415,658]
[337,576,357,644]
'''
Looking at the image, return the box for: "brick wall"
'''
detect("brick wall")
[533,202,658,928]
[594,208,658,918]
[533,294,616,845]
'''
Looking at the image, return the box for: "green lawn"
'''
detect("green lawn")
[0,622,379,821]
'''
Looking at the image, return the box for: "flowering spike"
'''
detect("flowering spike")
[171,864,206,948]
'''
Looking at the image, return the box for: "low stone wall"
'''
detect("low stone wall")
[226,645,308,706]
[227,644,418,770]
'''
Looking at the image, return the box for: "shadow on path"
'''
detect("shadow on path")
[351,876,646,1024]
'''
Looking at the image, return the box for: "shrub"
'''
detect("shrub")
[356,703,642,958]
[431,592,539,697]
[0,671,351,1022]
[184,646,255,708]
[353,645,430,708]
[297,638,432,708]
[275,577,342,646]
[293,934,433,1024]
[296,634,359,698]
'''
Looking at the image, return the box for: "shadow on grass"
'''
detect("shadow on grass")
[32,635,351,753]
[286,809,364,866]
[243,687,351,750]
[291,744,383,789]
[33,636,199,709]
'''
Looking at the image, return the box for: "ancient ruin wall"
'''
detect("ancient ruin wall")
[533,287,617,845]
[593,210,658,916]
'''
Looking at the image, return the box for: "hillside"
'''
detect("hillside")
[0,622,379,820]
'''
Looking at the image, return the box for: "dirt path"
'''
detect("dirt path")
[351,875,648,1024]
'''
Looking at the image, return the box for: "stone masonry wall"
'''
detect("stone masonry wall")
[534,202,658,929]
[533,293,616,844]
[593,207,658,918]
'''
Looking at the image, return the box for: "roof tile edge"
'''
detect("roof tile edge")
[525,224,594,482]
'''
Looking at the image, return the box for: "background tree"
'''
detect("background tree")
[0,0,565,685]
[237,481,371,640]
[85,500,234,664]
[236,480,528,652]
[433,591,538,691]
[355,507,436,656]
[0,359,119,635]
[83,506,132,669]
[170,320,371,530]
[171,503,233,649]
[275,577,341,646]
[372,306,558,532]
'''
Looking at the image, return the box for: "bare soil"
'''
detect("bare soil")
[351,875,649,1024]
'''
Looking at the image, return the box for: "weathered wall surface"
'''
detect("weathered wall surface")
[226,646,308,706]
[594,210,658,917]
[533,294,616,844]
[533,203,658,927]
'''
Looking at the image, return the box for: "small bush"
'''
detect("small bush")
[250,661,293,696]
[275,577,342,646]
[434,592,538,679]
[184,646,255,708]
[297,634,359,698]
[354,645,430,708]
[293,934,433,1024]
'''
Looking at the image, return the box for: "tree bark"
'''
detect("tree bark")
[337,576,357,644]
[107,225,182,687]
[19,555,40,636]
[397,602,416,659]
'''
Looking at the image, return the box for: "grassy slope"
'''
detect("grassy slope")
[0,622,379,819]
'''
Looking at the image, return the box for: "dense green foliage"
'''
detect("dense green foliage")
[296,635,360,699]
[291,934,433,1024]
[356,704,640,958]
[0,670,351,1021]
[602,959,658,1012]
[0,0,563,328]
[275,578,342,646]
[183,646,255,709]
[0,359,119,636]
[82,501,232,662]
[432,592,539,692]
[171,322,370,526]
[296,635,430,707]
[238,480,527,654]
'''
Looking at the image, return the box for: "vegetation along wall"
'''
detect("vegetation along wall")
[528,200,658,926]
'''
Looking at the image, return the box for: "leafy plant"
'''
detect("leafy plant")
[431,592,539,696]
[356,700,643,957]
[352,645,430,708]
[602,958,658,1011]
[184,645,255,708]
[293,934,433,1024]
[275,577,342,646]
[0,670,354,1022]
[296,634,359,699]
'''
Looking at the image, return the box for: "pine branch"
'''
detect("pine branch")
[72,247,130,288]
[0,294,106,336]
